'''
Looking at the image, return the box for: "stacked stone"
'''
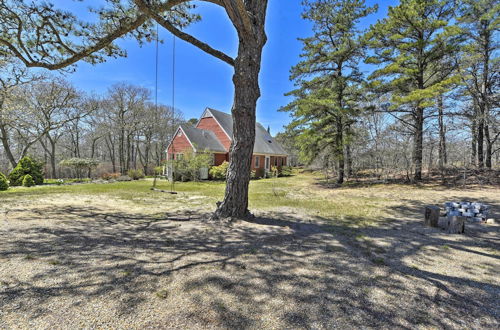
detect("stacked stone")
[444,202,489,222]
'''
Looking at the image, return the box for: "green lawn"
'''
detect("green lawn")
[1,171,394,227]
[3,170,497,229]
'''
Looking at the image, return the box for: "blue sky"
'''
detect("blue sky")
[55,0,395,134]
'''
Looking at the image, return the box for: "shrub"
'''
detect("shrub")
[0,172,8,191]
[22,174,35,187]
[209,161,229,180]
[127,169,145,180]
[60,158,99,179]
[280,166,293,177]
[9,156,44,186]
[101,172,121,180]
[165,151,212,182]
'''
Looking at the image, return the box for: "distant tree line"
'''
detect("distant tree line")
[0,66,184,178]
[281,0,499,183]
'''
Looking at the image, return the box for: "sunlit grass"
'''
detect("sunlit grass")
[1,169,470,228]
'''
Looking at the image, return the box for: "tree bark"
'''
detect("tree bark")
[0,122,17,169]
[214,1,268,220]
[484,120,492,169]
[413,106,424,181]
[477,105,484,168]
[471,114,477,166]
[437,95,447,170]
[336,116,344,184]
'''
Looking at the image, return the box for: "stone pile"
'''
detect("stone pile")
[444,202,490,222]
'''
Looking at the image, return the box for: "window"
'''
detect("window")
[176,153,183,160]
[177,130,183,137]
[265,157,270,170]
[274,157,278,166]
[254,156,260,168]
[278,157,282,166]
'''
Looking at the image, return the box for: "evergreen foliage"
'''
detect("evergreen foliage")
[282,0,377,184]
[0,172,9,191]
[365,0,461,180]
[22,174,35,187]
[9,156,44,186]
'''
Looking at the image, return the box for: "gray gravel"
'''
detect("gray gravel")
[0,195,499,329]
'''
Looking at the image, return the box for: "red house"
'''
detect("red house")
[166,108,288,177]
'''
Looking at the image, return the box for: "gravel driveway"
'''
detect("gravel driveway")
[0,194,499,329]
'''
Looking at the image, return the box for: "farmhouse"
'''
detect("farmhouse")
[166,108,288,177]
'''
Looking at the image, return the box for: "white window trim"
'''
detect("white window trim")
[255,156,260,168]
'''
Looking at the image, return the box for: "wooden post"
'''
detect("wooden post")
[446,216,465,234]
[424,206,440,227]
[438,216,465,234]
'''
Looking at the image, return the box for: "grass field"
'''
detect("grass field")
[0,171,499,328]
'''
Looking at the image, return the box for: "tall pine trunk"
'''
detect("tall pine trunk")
[437,95,447,170]
[413,106,424,181]
[471,115,477,166]
[484,124,492,168]
[336,116,344,184]
[477,105,484,168]
[214,24,267,219]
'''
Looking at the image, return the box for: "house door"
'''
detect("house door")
[265,156,270,171]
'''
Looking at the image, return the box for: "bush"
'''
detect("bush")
[271,165,279,178]
[9,156,44,186]
[280,166,293,177]
[101,172,121,180]
[0,172,9,191]
[209,161,229,180]
[171,151,213,181]
[59,158,99,179]
[127,169,145,180]
[22,174,35,187]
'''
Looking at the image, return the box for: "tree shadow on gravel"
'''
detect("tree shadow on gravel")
[0,201,498,328]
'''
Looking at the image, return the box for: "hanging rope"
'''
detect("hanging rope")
[170,34,176,193]
[153,23,160,188]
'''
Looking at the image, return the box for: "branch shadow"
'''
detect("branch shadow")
[0,201,499,328]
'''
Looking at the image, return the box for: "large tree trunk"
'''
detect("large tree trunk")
[471,115,477,166]
[437,95,447,170]
[413,106,424,181]
[50,139,57,179]
[214,3,268,220]
[336,116,344,184]
[345,123,353,178]
[477,105,484,168]
[485,124,492,168]
[0,122,17,169]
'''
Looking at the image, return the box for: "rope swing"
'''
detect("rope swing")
[152,23,177,194]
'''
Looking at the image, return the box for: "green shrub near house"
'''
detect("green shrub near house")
[280,166,293,177]
[209,161,229,180]
[127,169,145,180]
[9,156,44,186]
[169,151,213,182]
[22,174,35,187]
[0,172,9,191]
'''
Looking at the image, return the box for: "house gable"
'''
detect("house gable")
[167,126,195,155]
[195,109,232,151]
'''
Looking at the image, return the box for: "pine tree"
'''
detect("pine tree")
[282,0,376,184]
[456,0,500,169]
[365,0,461,181]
